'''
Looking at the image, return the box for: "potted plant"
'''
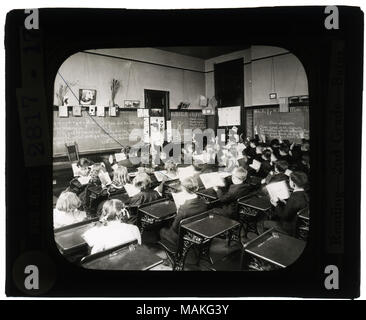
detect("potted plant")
[55,81,77,106]
[110,78,121,107]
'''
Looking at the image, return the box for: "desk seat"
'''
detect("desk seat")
[81,242,163,271]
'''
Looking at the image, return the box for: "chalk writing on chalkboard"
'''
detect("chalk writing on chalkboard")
[53,110,144,156]
[255,111,309,142]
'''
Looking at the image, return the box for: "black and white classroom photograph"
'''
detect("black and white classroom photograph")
[52,46,310,271]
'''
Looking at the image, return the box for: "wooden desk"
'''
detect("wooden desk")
[81,243,163,271]
[69,178,87,195]
[195,188,221,209]
[54,218,98,256]
[138,199,177,234]
[183,212,239,239]
[196,188,218,201]
[243,228,306,270]
[247,175,262,188]
[86,184,127,216]
[237,194,272,238]
[164,179,181,193]
[174,210,240,271]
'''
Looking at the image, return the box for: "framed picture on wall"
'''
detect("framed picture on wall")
[123,100,141,108]
[79,89,97,105]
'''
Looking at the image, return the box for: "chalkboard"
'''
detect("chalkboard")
[170,111,207,143]
[53,110,144,156]
[254,109,309,142]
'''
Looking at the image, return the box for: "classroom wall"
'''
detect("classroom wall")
[205,46,309,107]
[54,45,308,137]
[54,47,206,110]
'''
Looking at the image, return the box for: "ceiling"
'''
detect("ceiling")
[156,46,249,60]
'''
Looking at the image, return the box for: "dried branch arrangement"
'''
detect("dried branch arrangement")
[110,78,121,106]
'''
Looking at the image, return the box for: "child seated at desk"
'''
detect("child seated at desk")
[263,160,289,185]
[117,146,136,170]
[94,165,132,216]
[277,144,293,165]
[76,158,93,177]
[68,158,93,195]
[89,163,107,185]
[213,167,252,219]
[245,139,258,163]
[82,199,141,254]
[164,160,178,178]
[78,162,107,207]
[270,139,281,158]
[112,165,130,188]
[264,171,309,236]
[53,191,87,228]
[293,153,310,176]
[155,160,179,195]
[159,177,208,247]
[237,154,249,171]
[126,172,161,207]
[256,149,273,178]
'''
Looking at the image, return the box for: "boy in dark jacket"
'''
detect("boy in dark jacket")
[263,160,289,185]
[214,167,253,219]
[160,177,208,247]
[264,171,309,236]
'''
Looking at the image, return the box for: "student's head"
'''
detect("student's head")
[301,141,310,152]
[77,158,92,176]
[133,172,152,191]
[121,146,131,157]
[249,139,258,148]
[232,167,247,184]
[302,154,310,167]
[270,139,280,148]
[240,154,248,165]
[192,162,205,172]
[282,139,291,147]
[164,160,177,174]
[89,163,106,182]
[100,199,129,223]
[181,177,199,194]
[113,165,130,185]
[279,144,289,155]
[274,160,289,173]
[262,149,272,161]
[90,162,106,174]
[77,157,92,168]
[256,144,264,154]
[289,171,308,189]
[90,162,105,172]
[56,191,81,213]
